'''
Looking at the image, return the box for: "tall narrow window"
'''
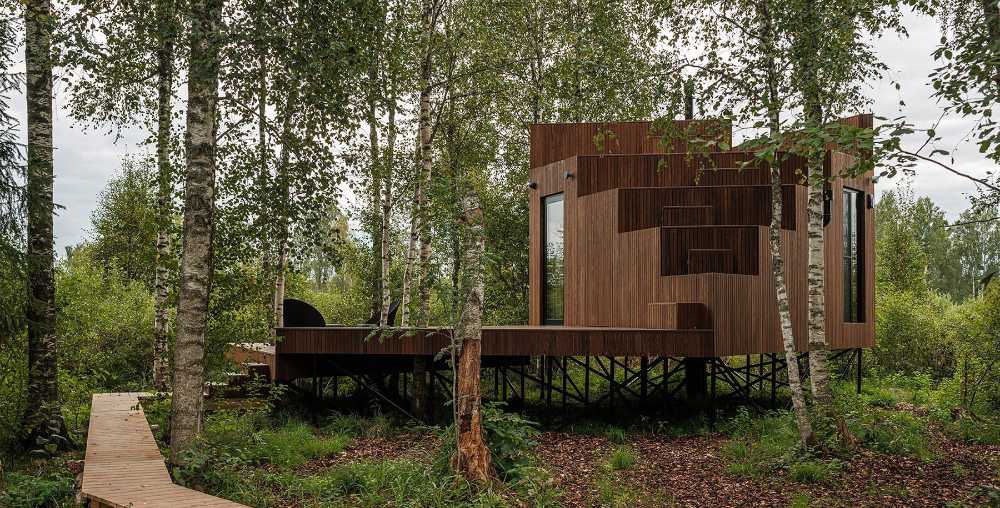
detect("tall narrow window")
[843,187,864,322]
[543,193,565,324]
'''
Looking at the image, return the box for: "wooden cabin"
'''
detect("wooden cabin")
[526,117,875,357]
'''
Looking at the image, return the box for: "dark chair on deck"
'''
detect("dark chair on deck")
[363,300,400,326]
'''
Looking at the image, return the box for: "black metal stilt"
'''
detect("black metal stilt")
[640,356,649,402]
[770,354,776,407]
[710,360,717,429]
[561,357,567,409]
[584,356,590,403]
[609,356,616,409]
[856,348,862,394]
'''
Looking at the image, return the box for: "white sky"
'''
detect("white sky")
[6,8,993,253]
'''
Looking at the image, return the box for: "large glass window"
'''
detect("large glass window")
[543,193,565,324]
[843,187,864,322]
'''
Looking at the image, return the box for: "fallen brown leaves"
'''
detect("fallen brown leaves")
[294,431,440,475]
[534,428,1000,507]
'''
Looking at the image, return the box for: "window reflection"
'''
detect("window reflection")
[543,194,564,324]
[843,188,864,322]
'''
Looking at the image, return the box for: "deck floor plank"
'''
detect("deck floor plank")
[81,392,245,508]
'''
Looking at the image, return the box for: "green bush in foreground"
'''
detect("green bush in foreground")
[0,469,75,508]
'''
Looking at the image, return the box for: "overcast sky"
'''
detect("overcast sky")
[7,8,992,254]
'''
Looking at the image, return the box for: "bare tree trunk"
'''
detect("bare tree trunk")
[806,169,834,407]
[272,244,286,328]
[760,0,813,445]
[451,190,494,485]
[407,0,438,417]
[795,0,835,410]
[379,92,397,326]
[366,47,384,323]
[402,0,436,328]
[271,86,298,331]
[400,178,420,327]
[170,0,222,463]
[152,0,176,392]
[23,0,63,447]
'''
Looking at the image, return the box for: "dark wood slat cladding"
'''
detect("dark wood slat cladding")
[529,120,733,169]
[661,226,761,275]
[661,205,713,227]
[647,302,711,330]
[526,120,874,356]
[688,249,736,274]
[619,185,796,232]
[275,326,714,359]
[574,152,809,197]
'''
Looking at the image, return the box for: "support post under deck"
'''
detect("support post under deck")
[684,357,708,402]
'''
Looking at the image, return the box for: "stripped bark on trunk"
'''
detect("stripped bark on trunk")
[23,0,63,447]
[152,0,176,392]
[170,0,222,463]
[451,191,493,485]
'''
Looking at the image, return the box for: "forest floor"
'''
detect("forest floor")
[4,379,1000,507]
[279,409,1000,507]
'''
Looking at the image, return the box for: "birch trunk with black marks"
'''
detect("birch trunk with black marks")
[379,93,397,326]
[402,0,435,328]
[152,0,176,392]
[170,0,222,463]
[23,0,63,447]
[451,191,493,485]
[408,0,436,418]
[271,87,298,331]
[760,0,812,445]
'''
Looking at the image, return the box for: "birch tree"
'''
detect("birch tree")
[401,0,442,328]
[22,0,64,448]
[60,0,182,391]
[450,188,493,485]
[661,0,815,443]
[170,0,223,462]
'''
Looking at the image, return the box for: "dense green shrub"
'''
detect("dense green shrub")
[873,289,954,379]
[0,470,75,508]
[435,403,540,482]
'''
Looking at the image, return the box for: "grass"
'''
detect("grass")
[789,492,813,508]
[605,426,627,444]
[788,460,838,484]
[608,445,636,470]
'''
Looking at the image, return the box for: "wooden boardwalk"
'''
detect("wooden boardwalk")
[80,392,245,508]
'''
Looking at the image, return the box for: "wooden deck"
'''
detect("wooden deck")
[230,326,714,381]
[80,392,245,508]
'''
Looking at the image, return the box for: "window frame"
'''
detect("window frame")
[842,186,865,323]
[542,192,565,325]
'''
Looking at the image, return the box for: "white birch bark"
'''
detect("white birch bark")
[152,0,176,391]
[23,0,63,445]
[759,0,812,445]
[170,0,222,463]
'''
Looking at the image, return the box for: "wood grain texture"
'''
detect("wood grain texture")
[81,393,246,508]
[527,119,875,356]
[529,120,733,169]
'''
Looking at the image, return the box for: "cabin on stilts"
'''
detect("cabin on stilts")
[226,115,875,419]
